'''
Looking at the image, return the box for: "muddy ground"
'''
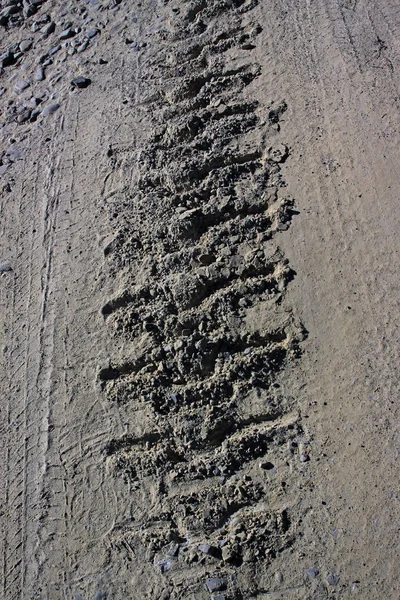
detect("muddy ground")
[0,1,399,599]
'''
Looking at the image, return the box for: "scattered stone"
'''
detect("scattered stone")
[76,40,89,53]
[41,21,55,36]
[205,578,227,593]
[305,568,319,580]
[178,207,200,220]
[19,40,33,52]
[14,79,30,93]
[35,67,45,81]
[42,103,60,116]
[299,453,309,463]
[0,265,12,272]
[326,573,340,586]
[48,45,61,56]
[0,49,15,68]
[268,144,289,163]
[166,544,179,557]
[259,461,275,470]
[59,28,74,40]
[71,76,91,89]
[30,109,41,121]
[98,57,107,64]
[198,253,215,265]
[17,108,32,123]
[86,28,99,38]
[241,42,256,50]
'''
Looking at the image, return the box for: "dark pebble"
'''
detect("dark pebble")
[42,103,60,116]
[85,28,99,38]
[305,568,319,580]
[41,22,55,36]
[0,265,12,272]
[205,578,227,593]
[19,40,33,52]
[326,573,340,586]
[14,79,30,92]
[48,45,61,56]
[35,67,45,81]
[71,76,91,89]
[59,28,74,40]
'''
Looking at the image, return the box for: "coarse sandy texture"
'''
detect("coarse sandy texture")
[0,1,399,599]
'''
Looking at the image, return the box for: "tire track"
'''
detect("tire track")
[100,1,306,598]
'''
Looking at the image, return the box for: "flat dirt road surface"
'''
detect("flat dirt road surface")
[0,1,399,599]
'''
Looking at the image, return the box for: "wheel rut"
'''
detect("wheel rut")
[100,1,307,598]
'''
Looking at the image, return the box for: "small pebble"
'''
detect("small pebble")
[14,79,30,92]
[48,45,61,56]
[41,22,55,36]
[19,40,33,52]
[86,28,99,38]
[306,568,319,580]
[0,265,12,272]
[35,67,45,81]
[71,76,91,89]
[205,578,227,593]
[326,573,340,586]
[59,28,73,40]
[42,103,60,116]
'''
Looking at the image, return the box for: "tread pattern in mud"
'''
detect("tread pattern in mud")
[101,1,305,598]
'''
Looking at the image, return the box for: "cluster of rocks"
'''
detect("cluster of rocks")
[0,0,135,175]
[100,0,308,598]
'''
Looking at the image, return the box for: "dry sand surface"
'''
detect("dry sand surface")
[0,0,400,598]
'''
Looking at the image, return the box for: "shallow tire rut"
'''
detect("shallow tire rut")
[100,1,306,598]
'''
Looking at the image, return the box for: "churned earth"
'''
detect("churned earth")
[0,1,399,599]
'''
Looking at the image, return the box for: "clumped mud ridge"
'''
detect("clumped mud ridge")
[100,2,306,598]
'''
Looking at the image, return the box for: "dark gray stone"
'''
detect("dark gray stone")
[76,41,89,53]
[71,76,91,89]
[42,103,60,116]
[48,45,61,56]
[17,108,32,123]
[35,67,45,81]
[85,28,99,38]
[0,265,12,272]
[326,573,340,586]
[59,28,74,40]
[305,568,319,580]
[19,40,33,52]
[14,79,30,92]
[205,578,226,593]
[41,21,55,36]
